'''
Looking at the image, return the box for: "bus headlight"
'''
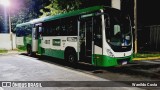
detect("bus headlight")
[106,49,114,57]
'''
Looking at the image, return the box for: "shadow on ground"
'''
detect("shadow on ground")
[20,53,160,80]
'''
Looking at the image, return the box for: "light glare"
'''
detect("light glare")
[0,0,10,7]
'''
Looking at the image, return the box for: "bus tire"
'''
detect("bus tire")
[27,45,35,56]
[65,49,77,64]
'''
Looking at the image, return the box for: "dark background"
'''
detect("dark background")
[138,0,160,26]
[1,0,160,51]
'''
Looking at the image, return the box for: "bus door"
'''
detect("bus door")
[32,23,42,53]
[93,15,103,66]
[80,17,94,63]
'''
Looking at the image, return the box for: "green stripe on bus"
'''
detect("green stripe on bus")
[43,49,64,59]
[93,54,133,67]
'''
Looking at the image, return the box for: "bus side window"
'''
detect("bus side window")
[61,25,67,36]
[42,23,50,36]
[42,27,45,36]
[67,17,77,36]
[60,18,67,36]
[42,24,46,36]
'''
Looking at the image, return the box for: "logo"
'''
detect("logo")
[2,82,11,87]
[1,82,42,88]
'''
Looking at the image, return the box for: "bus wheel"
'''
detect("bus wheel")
[27,45,33,56]
[66,50,77,64]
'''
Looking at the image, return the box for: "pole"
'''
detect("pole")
[8,8,13,50]
[134,0,137,54]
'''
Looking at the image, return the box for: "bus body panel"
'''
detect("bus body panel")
[93,54,133,67]
[41,36,78,59]
[16,22,32,51]
[16,36,26,50]
[16,36,32,50]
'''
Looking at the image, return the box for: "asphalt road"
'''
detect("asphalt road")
[0,54,159,90]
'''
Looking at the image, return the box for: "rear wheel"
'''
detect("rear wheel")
[65,50,77,64]
[27,45,35,56]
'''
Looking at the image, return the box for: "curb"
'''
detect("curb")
[0,51,26,56]
[133,57,160,61]
[1,52,160,61]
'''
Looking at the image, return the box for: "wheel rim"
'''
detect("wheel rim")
[68,55,75,63]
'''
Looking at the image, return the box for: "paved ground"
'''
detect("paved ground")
[0,54,159,90]
[0,54,107,81]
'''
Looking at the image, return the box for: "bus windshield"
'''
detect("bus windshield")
[105,10,132,47]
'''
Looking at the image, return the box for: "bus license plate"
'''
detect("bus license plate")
[122,61,127,65]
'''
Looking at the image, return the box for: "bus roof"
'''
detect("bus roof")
[16,6,118,27]
[16,22,31,28]
[30,6,104,24]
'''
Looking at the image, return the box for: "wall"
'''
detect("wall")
[0,33,16,50]
[12,33,16,49]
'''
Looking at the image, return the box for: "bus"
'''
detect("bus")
[16,6,133,67]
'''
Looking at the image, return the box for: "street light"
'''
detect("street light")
[0,0,10,7]
[0,0,13,50]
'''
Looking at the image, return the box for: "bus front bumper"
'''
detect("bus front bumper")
[93,54,133,67]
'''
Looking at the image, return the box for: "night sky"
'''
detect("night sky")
[1,0,160,31]
[137,0,160,26]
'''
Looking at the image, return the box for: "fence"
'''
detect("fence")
[138,25,160,52]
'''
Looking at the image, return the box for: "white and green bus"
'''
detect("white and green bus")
[16,6,133,67]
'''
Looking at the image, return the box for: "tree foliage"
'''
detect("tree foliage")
[0,15,3,32]
[0,0,48,33]
[11,0,47,32]
[40,0,81,17]
[0,0,111,33]
[40,0,111,17]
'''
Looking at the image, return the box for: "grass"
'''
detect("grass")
[17,49,26,52]
[0,49,8,53]
[16,46,26,52]
[134,53,160,58]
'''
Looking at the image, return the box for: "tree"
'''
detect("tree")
[40,0,62,17]
[0,15,3,33]
[40,0,81,17]
[10,0,46,32]
[0,0,112,32]
[40,0,111,17]
[0,0,37,32]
